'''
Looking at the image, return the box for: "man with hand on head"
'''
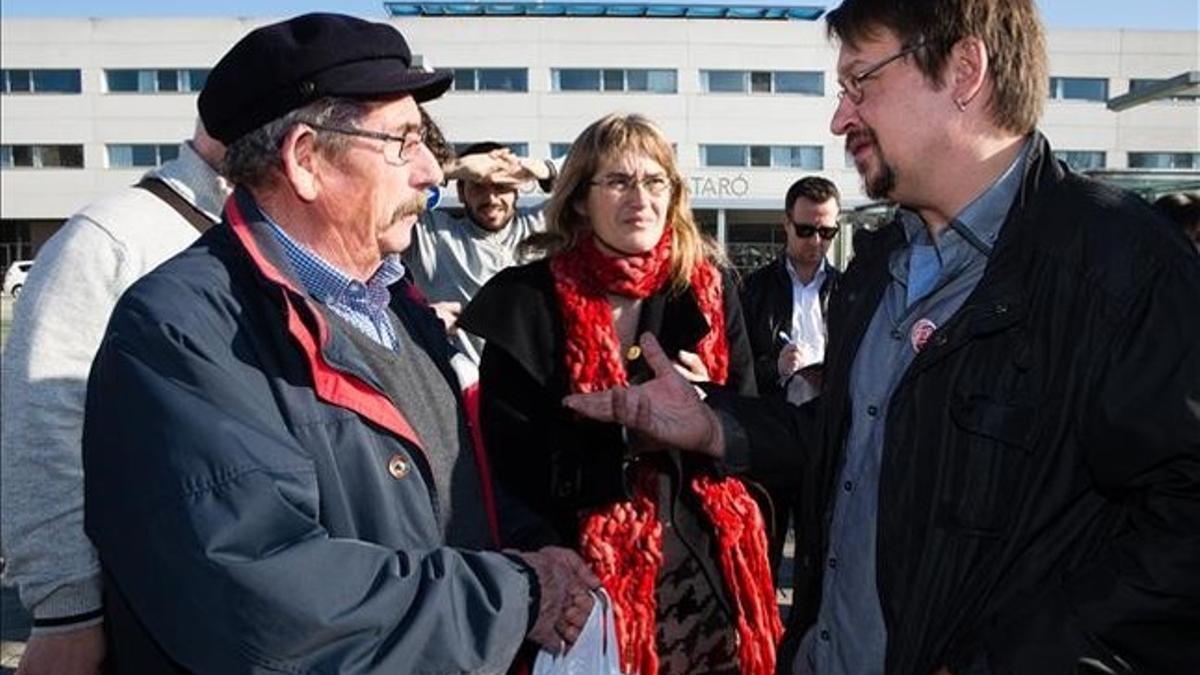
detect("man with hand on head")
[81,14,596,673]
[405,141,555,362]
[563,1,1200,673]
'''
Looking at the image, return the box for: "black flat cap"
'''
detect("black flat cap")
[198,13,453,144]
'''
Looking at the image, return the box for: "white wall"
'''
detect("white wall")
[1,16,1197,221]
[1044,29,1199,167]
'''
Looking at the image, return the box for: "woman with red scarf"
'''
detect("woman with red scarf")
[460,113,781,675]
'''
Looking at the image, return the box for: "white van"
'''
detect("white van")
[3,260,33,298]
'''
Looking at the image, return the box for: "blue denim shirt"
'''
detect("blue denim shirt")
[266,219,407,351]
[794,138,1031,675]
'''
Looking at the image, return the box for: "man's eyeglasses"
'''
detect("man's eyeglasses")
[589,173,674,196]
[836,42,927,105]
[789,220,839,241]
[306,123,429,166]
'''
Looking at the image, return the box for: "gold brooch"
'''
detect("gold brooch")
[626,345,642,360]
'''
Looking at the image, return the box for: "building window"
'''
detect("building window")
[702,145,745,167]
[550,143,573,159]
[1,69,82,94]
[1053,150,1106,171]
[104,68,210,93]
[106,144,181,168]
[552,68,677,93]
[186,69,210,91]
[0,144,85,168]
[705,70,745,92]
[701,70,823,95]
[1127,152,1200,170]
[701,144,823,169]
[1048,77,1108,102]
[775,71,824,94]
[452,142,528,157]
[446,68,528,92]
[630,69,677,93]
[1129,78,1199,102]
[556,69,601,91]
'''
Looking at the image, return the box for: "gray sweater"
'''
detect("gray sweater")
[403,204,545,362]
[0,143,229,632]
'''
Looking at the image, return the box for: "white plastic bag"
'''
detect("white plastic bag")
[531,589,625,675]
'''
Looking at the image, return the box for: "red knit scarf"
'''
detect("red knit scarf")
[551,229,782,675]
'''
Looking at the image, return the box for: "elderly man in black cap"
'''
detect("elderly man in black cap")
[81,13,597,674]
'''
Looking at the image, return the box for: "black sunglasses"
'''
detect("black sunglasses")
[789,220,839,240]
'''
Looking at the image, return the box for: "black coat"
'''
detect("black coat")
[716,134,1200,674]
[459,258,757,547]
[739,256,840,398]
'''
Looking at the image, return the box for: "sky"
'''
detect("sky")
[0,0,1196,31]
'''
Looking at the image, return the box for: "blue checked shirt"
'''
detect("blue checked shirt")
[266,219,406,351]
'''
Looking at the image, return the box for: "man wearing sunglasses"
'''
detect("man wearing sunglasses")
[80,14,598,673]
[562,0,1199,673]
[740,176,842,579]
[405,140,557,363]
[741,176,842,404]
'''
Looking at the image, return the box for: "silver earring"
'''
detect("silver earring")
[955,99,968,112]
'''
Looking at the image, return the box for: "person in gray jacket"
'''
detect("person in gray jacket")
[0,122,228,675]
[405,141,554,362]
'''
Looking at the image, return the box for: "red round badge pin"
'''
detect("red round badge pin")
[910,318,937,353]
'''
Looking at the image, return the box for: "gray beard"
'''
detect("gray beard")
[391,193,425,223]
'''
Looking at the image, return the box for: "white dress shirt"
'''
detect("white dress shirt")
[785,257,829,370]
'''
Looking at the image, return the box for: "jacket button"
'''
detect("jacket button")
[388,454,410,479]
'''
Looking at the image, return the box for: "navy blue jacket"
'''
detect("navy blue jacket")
[83,188,533,674]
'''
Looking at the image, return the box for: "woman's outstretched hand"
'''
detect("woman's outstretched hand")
[563,333,724,458]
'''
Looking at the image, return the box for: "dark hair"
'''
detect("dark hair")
[1154,192,1200,235]
[825,0,1047,135]
[419,106,456,168]
[458,141,508,158]
[785,176,841,213]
